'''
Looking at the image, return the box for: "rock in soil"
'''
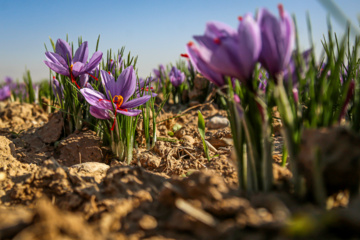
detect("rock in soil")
[206,116,230,130]
[68,162,110,183]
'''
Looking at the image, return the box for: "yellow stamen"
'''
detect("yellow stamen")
[113,95,123,109]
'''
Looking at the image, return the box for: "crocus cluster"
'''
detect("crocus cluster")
[44,39,103,89]
[0,77,27,101]
[185,4,295,87]
[44,38,153,127]
[153,64,166,81]
[168,66,185,87]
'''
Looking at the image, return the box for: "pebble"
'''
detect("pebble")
[0,172,6,181]
[206,116,230,129]
[69,162,110,173]
[181,135,195,145]
[139,214,158,230]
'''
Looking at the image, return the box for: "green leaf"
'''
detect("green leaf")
[49,36,56,51]
[197,111,210,161]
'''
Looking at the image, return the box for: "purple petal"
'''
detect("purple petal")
[258,8,295,76]
[85,51,103,73]
[169,66,185,87]
[5,76,13,84]
[100,70,116,99]
[282,11,295,70]
[52,77,63,101]
[72,62,86,78]
[79,74,89,88]
[0,85,11,101]
[116,66,136,102]
[90,106,111,120]
[204,21,237,38]
[186,43,225,87]
[73,41,89,64]
[45,52,68,69]
[121,95,151,109]
[55,39,72,63]
[44,61,70,76]
[116,109,142,116]
[80,88,112,110]
[195,14,261,83]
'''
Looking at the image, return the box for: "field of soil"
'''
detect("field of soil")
[0,101,359,239]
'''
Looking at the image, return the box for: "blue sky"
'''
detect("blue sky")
[0,0,359,82]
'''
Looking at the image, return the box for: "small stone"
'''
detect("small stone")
[207,116,230,130]
[181,135,195,145]
[0,172,6,181]
[138,214,157,230]
[69,162,110,173]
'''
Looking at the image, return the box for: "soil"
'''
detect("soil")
[0,101,359,239]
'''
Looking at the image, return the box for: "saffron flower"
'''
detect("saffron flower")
[136,77,157,97]
[153,64,166,80]
[80,66,151,130]
[258,4,295,79]
[44,39,103,88]
[186,42,225,87]
[283,49,312,85]
[51,76,64,102]
[168,66,185,87]
[0,85,11,101]
[191,14,261,85]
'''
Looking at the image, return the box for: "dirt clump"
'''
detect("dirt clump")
[55,130,104,166]
[0,102,48,132]
[298,127,360,197]
[36,111,63,144]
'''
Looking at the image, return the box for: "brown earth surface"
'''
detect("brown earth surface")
[0,101,359,239]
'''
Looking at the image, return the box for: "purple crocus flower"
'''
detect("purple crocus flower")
[186,42,226,87]
[259,79,267,92]
[44,39,103,89]
[258,4,295,80]
[0,85,11,101]
[4,76,13,85]
[168,66,185,87]
[136,77,157,97]
[283,49,312,85]
[153,64,166,80]
[52,76,64,102]
[191,14,261,85]
[4,76,18,92]
[80,66,151,130]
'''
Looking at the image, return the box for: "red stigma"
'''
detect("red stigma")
[87,73,98,81]
[53,76,55,80]
[214,38,221,44]
[108,71,111,75]
[278,4,284,18]
[187,41,194,47]
[238,16,243,21]
[180,53,189,58]
[110,59,113,62]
